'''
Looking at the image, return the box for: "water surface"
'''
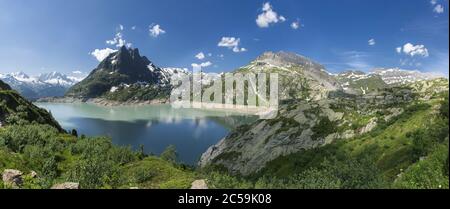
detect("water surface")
[36,103,254,165]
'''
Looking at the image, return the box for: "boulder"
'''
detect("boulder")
[2,169,23,188]
[191,180,208,189]
[51,182,80,189]
[29,171,38,178]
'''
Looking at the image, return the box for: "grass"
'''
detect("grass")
[121,156,195,189]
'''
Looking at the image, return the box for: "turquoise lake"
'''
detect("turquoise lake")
[36,103,255,165]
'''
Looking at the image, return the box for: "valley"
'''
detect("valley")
[0,47,448,189]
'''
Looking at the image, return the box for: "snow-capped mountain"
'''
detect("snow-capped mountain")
[372,68,443,85]
[336,70,387,95]
[336,68,443,89]
[0,71,86,100]
[37,71,85,87]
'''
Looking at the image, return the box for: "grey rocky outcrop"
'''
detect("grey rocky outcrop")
[2,169,23,188]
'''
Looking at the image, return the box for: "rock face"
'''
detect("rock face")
[51,182,80,189]
[199,99,352,175]
[359,118,378,134]
[2,169,23,188]
[191,180,208,189]
[236,51,342,101]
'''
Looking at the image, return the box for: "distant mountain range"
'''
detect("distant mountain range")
[336,68,443,95]
[3,46,443,102]
[65,47,445,103]
[0,71,86,100]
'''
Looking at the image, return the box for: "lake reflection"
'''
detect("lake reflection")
[36,103,255,165]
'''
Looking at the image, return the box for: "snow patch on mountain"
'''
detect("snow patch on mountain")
[372,68,443,85]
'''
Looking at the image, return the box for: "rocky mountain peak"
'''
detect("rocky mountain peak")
[66,47,166,98]
[339,70,366,76]
[255,51,324,69]
[95,47,155,79]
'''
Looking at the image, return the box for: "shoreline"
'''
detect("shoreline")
[36,97,275,117]
[36,97,169,107]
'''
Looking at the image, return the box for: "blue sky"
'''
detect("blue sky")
[0,0,448,76]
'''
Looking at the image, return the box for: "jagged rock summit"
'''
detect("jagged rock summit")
[66,46,172,99]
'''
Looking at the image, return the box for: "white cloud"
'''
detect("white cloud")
[149,24,166,37]
[434,4,444,13]
[218,37,246,52]
[256,2,286,28]
[396,47,402,54]
[72,70,83,74]
[105,25,132,48]
[191,61,212,69]
[291,20,300,30]
[90,48,118,62]
[195,52,205,60]
[399,43,429,57]
[233,47,247,53]
[131,26,136,30]
[368,38,376,46]
[430,0,444,14]
[106,32,128,47]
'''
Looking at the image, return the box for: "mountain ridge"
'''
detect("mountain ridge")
[0,71,85,100]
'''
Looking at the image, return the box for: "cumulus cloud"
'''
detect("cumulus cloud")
[90,48,118,62]
[368,38,376,46]
[191,61,212,69]
[256,2,286,28]
[398,43,429,57]
[195,52,205,60]
[430,0,444,14]
[106,32,128,47]
[104,25,133,48]
[396,47,402,54]
[149,24,166,37]
[218,37,247,52]
[434,4,444,13]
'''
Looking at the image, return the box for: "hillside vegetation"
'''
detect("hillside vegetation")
[0,81,194,189]
[199,79,449,189]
